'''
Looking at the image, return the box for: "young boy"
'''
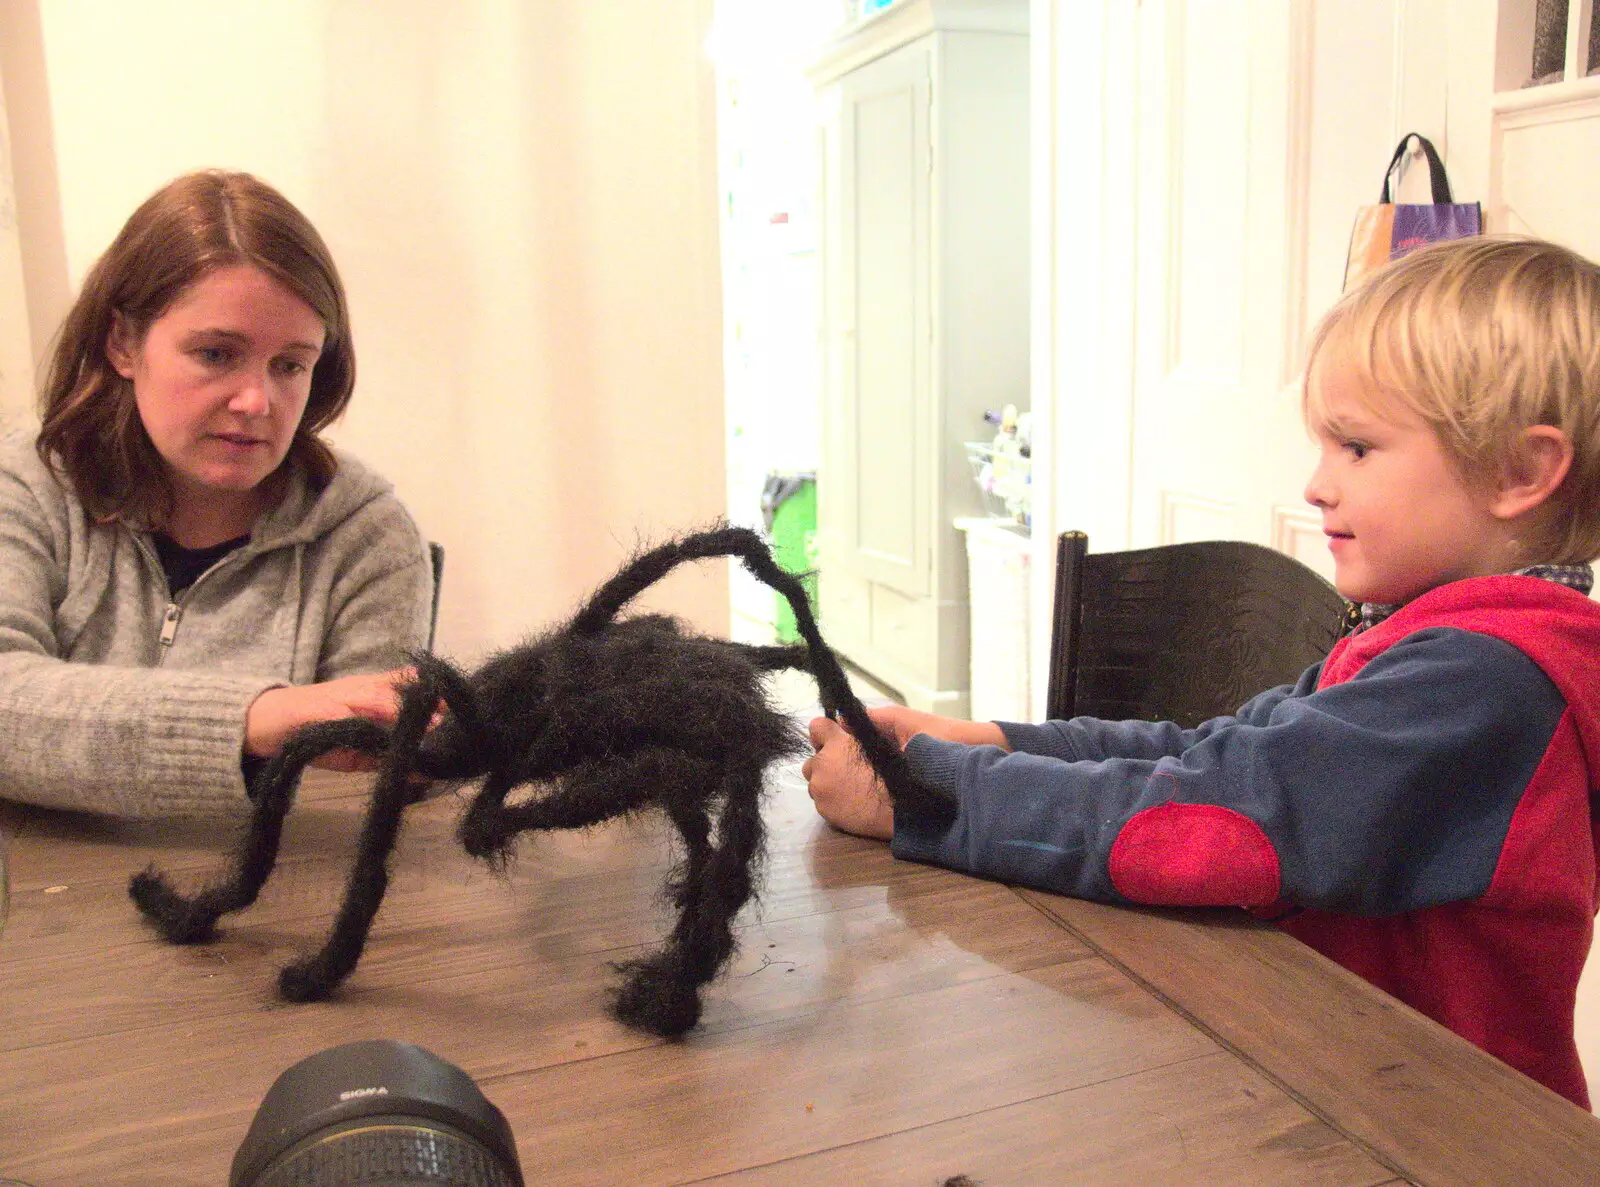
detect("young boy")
[804,236,1600,1108]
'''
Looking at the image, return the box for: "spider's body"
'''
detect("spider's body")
[131,525,951,1036]
[429,613,806,835]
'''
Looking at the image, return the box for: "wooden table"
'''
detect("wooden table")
[4,759,1600,1186]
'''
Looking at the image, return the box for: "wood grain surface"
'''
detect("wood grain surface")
[0,761,1593,1185]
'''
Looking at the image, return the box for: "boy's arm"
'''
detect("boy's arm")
[891,629,1562,914]
[997,664,1322,762]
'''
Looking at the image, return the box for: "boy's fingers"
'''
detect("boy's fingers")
[808,716,842,749]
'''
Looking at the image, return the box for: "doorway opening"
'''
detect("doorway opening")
[708,1,844,646]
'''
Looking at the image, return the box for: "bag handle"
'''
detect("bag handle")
[1380,133,1453,204]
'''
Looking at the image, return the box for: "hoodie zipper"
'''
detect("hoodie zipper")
[159,601,184,647]
[136,535,251,660]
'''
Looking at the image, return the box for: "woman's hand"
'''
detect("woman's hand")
[244,669,415,771]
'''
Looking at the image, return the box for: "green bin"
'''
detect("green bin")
[761,473,817,643]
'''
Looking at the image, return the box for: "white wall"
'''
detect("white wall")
[0,0,728,658]
[0,68,29,427]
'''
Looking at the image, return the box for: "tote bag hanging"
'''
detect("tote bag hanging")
[1344,133,1482,292]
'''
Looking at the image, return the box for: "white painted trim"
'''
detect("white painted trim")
[1566,0,1593,85]
[1026,0,1058,722]
[1159,490,1235,545]
[1160,0,1185,380]
[1279,1,1314,389]
[1271,506,1328,575]
[1492,75,1600,125]
[1028,0,1139,716]
[808,0,1029,85]
[1389,0,1408,147]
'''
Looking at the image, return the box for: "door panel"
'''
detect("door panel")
[1130,0,1255,551]
[1126,0,1449,588]
[833,41,932,596]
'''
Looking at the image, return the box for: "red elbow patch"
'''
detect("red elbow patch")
[1109,802,1281,906]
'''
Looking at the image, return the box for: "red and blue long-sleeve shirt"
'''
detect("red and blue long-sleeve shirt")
[892,575,1600,1106]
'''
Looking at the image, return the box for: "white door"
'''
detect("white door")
[823,38,934,599]
[1117,0,1450,577]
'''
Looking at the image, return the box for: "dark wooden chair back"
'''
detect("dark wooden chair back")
[427,542,445,650]
[1046,531,1347,727]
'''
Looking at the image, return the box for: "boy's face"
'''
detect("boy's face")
[1304,366,1513,605]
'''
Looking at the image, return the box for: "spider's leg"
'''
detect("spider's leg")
[712,641,811,673]
[613,752,768,1039]
[277,685,437,1001]
[461,746,671,863]
[409,653,489,780]
[662,795,713,911]
[729,532,958,824]
[449,724,566,860]
[456,767,525,864]
[567,522,765,636]
[461,746,726,1035]
[130,718,392,944]
[411,652,480,726]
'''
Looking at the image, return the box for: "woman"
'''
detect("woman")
[0,170,432,816]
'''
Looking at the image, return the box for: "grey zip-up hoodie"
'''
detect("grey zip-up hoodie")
[0,428,432,817]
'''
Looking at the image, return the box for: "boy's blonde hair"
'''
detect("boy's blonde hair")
[1305,236,1600,563]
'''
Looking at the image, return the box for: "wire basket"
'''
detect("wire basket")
[965,441,1031,526]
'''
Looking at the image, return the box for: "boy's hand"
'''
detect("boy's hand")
[866,705,1010,750]
[802,716,894,840]
[802,707,1007,840]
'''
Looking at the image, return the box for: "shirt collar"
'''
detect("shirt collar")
[1346,564,1594,636]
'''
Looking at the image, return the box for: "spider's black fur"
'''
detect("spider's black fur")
[130,524,953,1036]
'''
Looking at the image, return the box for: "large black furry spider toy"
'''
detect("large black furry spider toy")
[130,525,953,1037]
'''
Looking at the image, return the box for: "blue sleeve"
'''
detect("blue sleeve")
[997,663,1323,762]
[892,630,1562,914]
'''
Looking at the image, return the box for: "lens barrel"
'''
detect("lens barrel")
[231,1040,523,1187]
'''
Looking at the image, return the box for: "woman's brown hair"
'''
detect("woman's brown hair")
[36,170,355,526]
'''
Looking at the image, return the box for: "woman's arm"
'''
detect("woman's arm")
[0,444,430,815]
[0,452,276,815]
[252,489,432,775]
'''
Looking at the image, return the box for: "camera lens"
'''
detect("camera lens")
[231,1040,523,1187]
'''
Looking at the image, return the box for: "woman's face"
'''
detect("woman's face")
[109,263,326,531]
